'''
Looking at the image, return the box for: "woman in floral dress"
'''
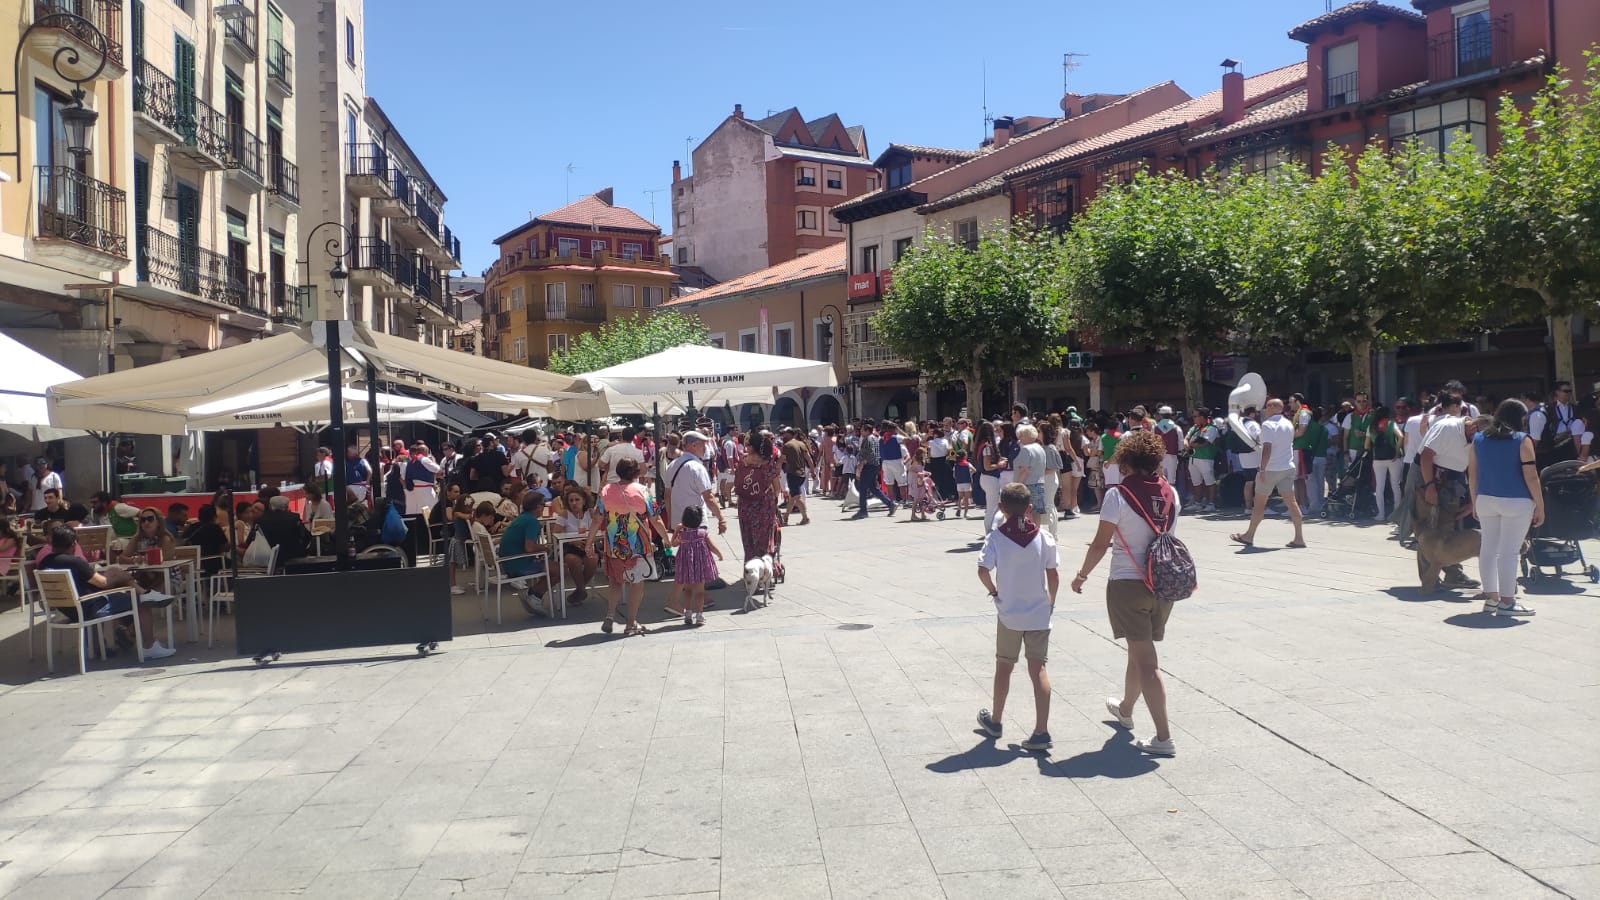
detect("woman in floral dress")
[735,430,785,561]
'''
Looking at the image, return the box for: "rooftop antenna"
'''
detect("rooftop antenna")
[643,187,667,225]
[684,137,695,172]
[981,60,994,144]
[564,163,580,203]
[1062,51,1089,97]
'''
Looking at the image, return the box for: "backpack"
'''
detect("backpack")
[1372,422,1398,460]
[1224,422,1256,455]
[380,501,408,545]
[1111,483,1197,603]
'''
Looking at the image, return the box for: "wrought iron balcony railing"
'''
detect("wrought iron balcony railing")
[267,150,297,201]
[225,123,263,181]
[1325,70,1359,109]
[270,281,304,323]
[348,143,389,179]
[34,0,124,69]
[220,0,257,57]
[132,58,178,130]
[137,224,254,308]
[1427,16,1510,82]
[266,38,292,92]
[177,93,230,162]
[36,165,127,259]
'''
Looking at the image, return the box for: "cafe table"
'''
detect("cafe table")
[115,557,200,643]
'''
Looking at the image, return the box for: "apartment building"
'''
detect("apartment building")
[278,0,461,343]
[669,105,874,282]
[660,243,849,430]
[484,189,673,371]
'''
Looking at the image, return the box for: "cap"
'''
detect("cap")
[482,431,498,440]
[1157,406,1173,416]
[682,430,710,444]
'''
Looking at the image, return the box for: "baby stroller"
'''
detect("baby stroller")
[1521,460,1600,584]
[912,468,943,519]
[1320,450,1377,520]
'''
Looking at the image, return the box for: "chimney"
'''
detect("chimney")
[992,116,1014,149]
[1220,59,1244,126]
[672,159,682,182]
[595,187,614,206]
[733,103,744,120]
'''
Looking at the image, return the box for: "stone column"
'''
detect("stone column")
[917,376,931,421]
[1375,349,1398,404]
[1087,370,1107,412]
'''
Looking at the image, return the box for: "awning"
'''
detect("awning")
[577,343,837,414]
[185,384,437,431]
[431,401,494,435]
[0,331,88,442]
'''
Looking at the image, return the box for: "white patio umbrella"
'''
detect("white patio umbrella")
[577,344,837,415]
[0,331,88,442]
[186,384,438,432]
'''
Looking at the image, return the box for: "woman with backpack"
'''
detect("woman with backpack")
[1070,429,1192,758]
[1369,404,1404,522]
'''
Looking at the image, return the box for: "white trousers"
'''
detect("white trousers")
[1476,494,1534,598]
[980,475,1001,533]
[1160,456,1178,486]
[1372,459,1403,521]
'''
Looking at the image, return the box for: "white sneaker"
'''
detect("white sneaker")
[1135,737,1176,756]
[1105,698,1135,729]
[141,590,174,604]
[449,586,465,595]
[143,642,176,661]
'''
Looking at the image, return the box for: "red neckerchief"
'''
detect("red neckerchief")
[1116,473,1173,530]
[997,516,1039,548]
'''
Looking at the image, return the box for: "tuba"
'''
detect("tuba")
[1226,373,1266,451]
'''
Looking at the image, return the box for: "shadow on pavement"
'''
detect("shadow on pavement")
[1443,612,1527,629]
[927,738,1027,773]
[1047,732,1161,779]
[1519,577,1587,595]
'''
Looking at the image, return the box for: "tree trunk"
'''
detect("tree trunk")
[1350,336,1373,399]
[1551,312,1575,387]
[967,370,984,420]
[1178,340,1204,414]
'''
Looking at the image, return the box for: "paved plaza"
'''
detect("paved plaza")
[0,502,1596,899]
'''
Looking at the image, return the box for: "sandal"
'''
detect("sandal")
[1285,541,1306,549]
[623,623,650,637]
[1230,534,1253,547]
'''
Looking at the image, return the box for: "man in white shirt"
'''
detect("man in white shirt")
[599,427,645,485]
[1417,393,1478,589]
[1235,410,1263,511]
[30,458,62,513]
[1231,398,1305,548]
[1528,381,1583,469]
[513,429,557,487]
[662,430,728,615]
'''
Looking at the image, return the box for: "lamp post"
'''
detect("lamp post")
[2,9,112,180]
[300,221,357,568]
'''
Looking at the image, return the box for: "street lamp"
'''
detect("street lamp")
[59,92,97,158]
[300,220,357,317]
[328,261,349,300]
[1,10,113,180]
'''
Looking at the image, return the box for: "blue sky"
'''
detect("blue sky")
[366,0,1325,275]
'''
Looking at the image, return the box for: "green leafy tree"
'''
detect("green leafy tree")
[1486,55,1600,385]
[545,310,710,375]
[1061,168,1263,413]
[873,220,1067,419]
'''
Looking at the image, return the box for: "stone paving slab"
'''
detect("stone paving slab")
[0,501,1595,899]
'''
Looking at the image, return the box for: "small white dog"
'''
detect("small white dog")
[742,555,774,611]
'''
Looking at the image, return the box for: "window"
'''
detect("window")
[1389,97,1488,157]
[589,239,606,256]
[825,169,843,190]
[892,237,914,262]
[345,111,357,163]
[772,324,794,358]
[886,162,913,189]
[1220,143,1306,179]
[509,286,525,310]
[827,211,842,233]
[579,283,595,306]
[621,242,642,260]
[860,244,879,274]
[738,329,758,353]
[796,166,817,187]
[642,285,664,308]
[510,336,526,361]
[676,247,688,264]
[557,237,580,255]
[1326,41,1359,109]
[1454,1,1493,76]
[612,284,636,307]
[1100,159,1141,185]
[545,282,566,318]
[955,219,979,251]
[866,175,878,191]
[709,333,726,349]
[33,84,75,172]
[547,333,568,356]
[675,210,686,227]
[796,209,817,231]
[1025,175,1077,233]
[345,18,355,66]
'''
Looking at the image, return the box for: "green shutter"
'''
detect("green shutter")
[266,104,281,129]
[131,0,144,62]
[268,231,284,254]
[227,209,249,244]
[267,4,283,48]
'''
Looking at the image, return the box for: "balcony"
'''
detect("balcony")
[132,58,182,144]
[266,150,298,208]
[168,93,229,170]
[1325,70,1359,109]
[266,39,292,95]
[218,0,257,61]
[500,246,674,275]
[843,309,908,372]
[350,237,403,294]
[30,0,126,79]
[222,123,265,190]
[346,144,391,198]
[34,166,128,270]
[1427,17,1510,83]
[270,282,305,324]
[134,224,259,311]
[413,258,436,303]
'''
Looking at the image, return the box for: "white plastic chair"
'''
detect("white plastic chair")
[33,569,145,675]
[207,544,278,647]
[472,528,555,624]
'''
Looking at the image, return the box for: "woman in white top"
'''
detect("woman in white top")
[573,435,603,491]
[555,486,596,604]
[300,483,335,524]
[1069,430,1179,758]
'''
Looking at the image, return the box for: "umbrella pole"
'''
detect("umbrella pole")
[326,322,351,571]
[652,401,663,505]
[366,363,380,504]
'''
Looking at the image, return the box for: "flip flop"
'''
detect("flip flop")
[1230,534,1253,547]
[1285,541,1307,549]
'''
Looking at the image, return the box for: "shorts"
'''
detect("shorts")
[882,459,908,486]
[786,473,806,495]
[1239,467,1258,483]
[1259,467,1296,498]
[1087,468,1104,490]
[956,483,972,495]
[996,622,1049,663]
[60,590,134,623]
[1026,482,1048,514]
[1188,457,1216,486]
[503,556,546,579]
[832,465,843,478]
[1106,579,1173,642]
[718,471,734,485]
[603,554,652,585]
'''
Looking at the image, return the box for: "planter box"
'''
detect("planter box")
[235,566,451,657]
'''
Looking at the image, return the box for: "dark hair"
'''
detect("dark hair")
[305,483,323,502]
[91,491,112,504]
[681,505,703,529]
[474,501,497,518]
[197,504,217,524]
[50,524,76,552]
[42,487,59,499]
[974,421,995,450]
[1483,399,1528,440]
[1011,402,1028,416]
[235,500,253,516]
[168,502,189,515]
[258,485,280,501]
[522,493,546,514]
[747,431,774,459]
[1111,429,1165,475]
[616,457,641,481]
[998,482,1032,517]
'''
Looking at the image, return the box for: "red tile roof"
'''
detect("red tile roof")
[1185,87,1310,144]
[534,193,659,233]
[1288,1,1423,42]
[662,243,845,306]
[1004,62,1307,178]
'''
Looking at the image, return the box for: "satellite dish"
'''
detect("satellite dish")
[1226,372,1266,451]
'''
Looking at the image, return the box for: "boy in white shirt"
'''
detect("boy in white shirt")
[976,482,1059,752]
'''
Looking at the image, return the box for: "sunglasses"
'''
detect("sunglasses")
[139,516,158,523]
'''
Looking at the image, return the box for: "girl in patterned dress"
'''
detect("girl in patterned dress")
[672,506,722,627]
